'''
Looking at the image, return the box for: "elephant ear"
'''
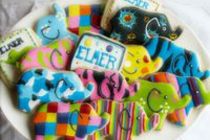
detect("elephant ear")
[145,17,161,38]
[53,3,66,23]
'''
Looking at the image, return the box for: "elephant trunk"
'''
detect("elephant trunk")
[171,95,191,110]
[169,27,183,40]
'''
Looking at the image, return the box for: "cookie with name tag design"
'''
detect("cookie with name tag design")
[110,7,183,44]
[125,80,191,130]
[74,68,139,102]
[145,37,210,80]
[88,100,160,140]
[146,72,210,126]
[101,0,161,31]
[70,32,126,71]
[35,3,78,45]
[0,28,40,87]
[121,45,163,83]
[33,102,110,140]
[17,68,94,112]
[20,38,75,72]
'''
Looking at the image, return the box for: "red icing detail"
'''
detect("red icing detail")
[47,102,58,112]
[124,15,132,22]
[91,15,101,28]
[80,104,91,114]
[69,28,79,35]
[143,55,149,63]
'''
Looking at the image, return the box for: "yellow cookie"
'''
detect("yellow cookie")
[121,45,163,83]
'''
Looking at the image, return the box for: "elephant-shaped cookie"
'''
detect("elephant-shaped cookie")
[17,68,94,112]
[125,80,191,130]
[35,3,78,45]
[74,68,139,102]
[65,4,104,35]
[88,100,160,140]
[20,38,75,72]
[145,37,210,80]
[146,72,210,126]
[110,7,182,44]
[121,45,163,83]
[33,102,110,140]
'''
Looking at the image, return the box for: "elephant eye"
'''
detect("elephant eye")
[162,26,167,31]
[164,95,168,100]
[190,64,193,68]
[48,20,52,24]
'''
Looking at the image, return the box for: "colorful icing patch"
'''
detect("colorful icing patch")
[65,4,104,35]
[35,3,78,45]
[17,68,94,112]
[146,72,210,126]
[74,68,139,102]
[101,0,161,31]
[0,28,40,87]
[121,45,163,83]
[70,32,126,71]
[145,37,210,80]
[88,100,159,140]
[34,102,110,140]
[20,38,75,72]
[110,7,183,44]
[125,79,191,130]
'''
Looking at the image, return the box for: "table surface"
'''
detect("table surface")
[0,0,210,140]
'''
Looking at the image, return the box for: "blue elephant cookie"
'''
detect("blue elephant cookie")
[35,3,78,45]
[110,7,183,44]
[17,68,94,112]
[145,37,210,80]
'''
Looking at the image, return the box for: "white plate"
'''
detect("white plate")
[1,0,210,140]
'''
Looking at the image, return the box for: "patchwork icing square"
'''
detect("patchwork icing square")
[70,32,126,71]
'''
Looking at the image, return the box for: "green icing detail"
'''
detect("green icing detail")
[37,51,47,67]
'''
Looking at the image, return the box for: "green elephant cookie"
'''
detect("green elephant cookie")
[125,80,191,130]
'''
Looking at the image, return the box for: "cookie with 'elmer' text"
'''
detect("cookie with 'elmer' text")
[0,28,40,87]
[145,37,210,80]
[88,100,160,140]
[35,3,78,45]
[34,102,110,140]
[65,4,105,36]
[70,32,126,71]
[146,72,210,126]
[110,7,183,44]
[17,68,94,112]
[20,38,75,72]
[121,45,163,83]
[101,0,161,31]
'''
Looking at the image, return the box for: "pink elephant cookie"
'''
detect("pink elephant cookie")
[20,38,75,72]
[74,68,139,102]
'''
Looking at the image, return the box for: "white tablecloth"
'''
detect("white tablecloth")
[0,0,210,140]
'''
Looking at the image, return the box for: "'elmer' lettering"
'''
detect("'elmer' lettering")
[75,45,117,70]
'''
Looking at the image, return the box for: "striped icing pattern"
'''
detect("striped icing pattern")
[88,100,159,140]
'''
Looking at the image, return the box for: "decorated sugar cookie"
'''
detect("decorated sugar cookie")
[0,28,40,87]
[145,37,210,80]
[101,0,161,31]
[88,100,160,140]
[110,7,183,44]
[65,4,104,35]
[146,72,210,126]
[35,3,78,45]
[121,45,163,83]
[20,38,75,72]
[34,102,110,140]
[17,69,94,112]
[125,80,191,130]
[74,68,139,102]
[70,32,126,71]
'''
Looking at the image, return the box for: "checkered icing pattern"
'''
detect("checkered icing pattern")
[65,5,104,36]
[33,102,109,140]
